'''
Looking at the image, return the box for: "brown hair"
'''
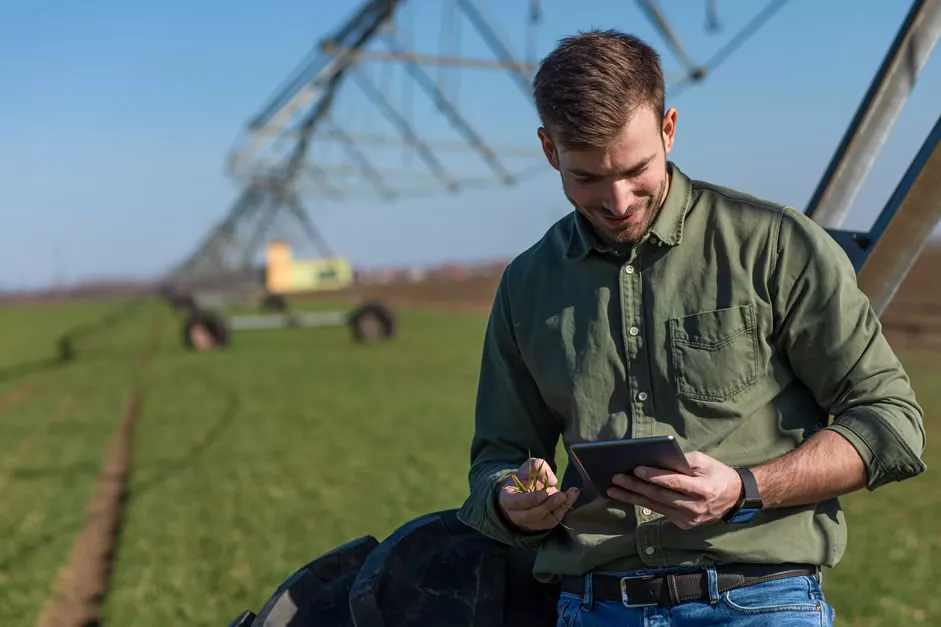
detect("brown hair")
[532,30,665,150]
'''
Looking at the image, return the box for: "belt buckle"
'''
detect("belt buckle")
[619,573,658,608]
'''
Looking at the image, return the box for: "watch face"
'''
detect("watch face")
[727,507,761,524]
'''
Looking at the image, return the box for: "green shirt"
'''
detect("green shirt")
[456,162,927,583]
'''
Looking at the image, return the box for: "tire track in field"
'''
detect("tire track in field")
[35,313,161,627]
[0,303,143,523]
[0,300,144,419]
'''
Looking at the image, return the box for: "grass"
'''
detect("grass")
[0,298,937,626]
[0,299,153,623]
[822,350,941,625]
[103,304,488,625]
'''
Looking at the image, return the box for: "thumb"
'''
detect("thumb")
[526,457,558,489]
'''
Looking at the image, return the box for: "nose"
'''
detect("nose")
[601,179,635,216]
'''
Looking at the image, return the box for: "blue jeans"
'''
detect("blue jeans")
[556,565,836,626]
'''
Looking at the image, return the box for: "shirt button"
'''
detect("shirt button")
[624,265,635,274]
[637,391,648,402]
[645,546,655,555]
[629,326,639,336]
[642,508,652,516]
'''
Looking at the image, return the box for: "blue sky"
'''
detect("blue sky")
[1,0,939,290]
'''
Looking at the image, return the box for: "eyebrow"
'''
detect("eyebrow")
[569,155,655,178]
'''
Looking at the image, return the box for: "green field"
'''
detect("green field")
[0,299,937,626]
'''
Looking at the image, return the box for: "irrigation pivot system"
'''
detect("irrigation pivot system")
[163,0,793,351]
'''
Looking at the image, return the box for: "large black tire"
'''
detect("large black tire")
[348,302,396,343]
[182,309,230,351]
[226,509,559,626]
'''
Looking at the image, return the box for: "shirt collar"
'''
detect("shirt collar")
[565,161,693,260]
[648,161,692,247]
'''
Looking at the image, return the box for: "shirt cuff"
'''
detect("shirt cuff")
[457,469,553,548]
[826,407,927,491]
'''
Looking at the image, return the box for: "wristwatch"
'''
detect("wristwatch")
[722,467,763,524]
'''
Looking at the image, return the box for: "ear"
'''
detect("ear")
[538,127,560,170]
[661,107,678,154]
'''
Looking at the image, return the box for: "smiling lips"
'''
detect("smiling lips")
[603,209,643,226]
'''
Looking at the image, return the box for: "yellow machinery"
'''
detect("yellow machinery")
[264,241,354,294]
[178,240,395,351]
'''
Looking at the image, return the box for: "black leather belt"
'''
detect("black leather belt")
[561,563,818,607]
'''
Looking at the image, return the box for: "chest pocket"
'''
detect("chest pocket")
[668,304,759,402]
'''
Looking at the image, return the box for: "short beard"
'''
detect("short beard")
[565,171,668,247]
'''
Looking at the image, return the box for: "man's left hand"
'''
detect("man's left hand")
[607,452,743,529]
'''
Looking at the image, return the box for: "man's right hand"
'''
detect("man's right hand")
[498,457,580,532]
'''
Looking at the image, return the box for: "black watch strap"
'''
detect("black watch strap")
[723,467,762,523]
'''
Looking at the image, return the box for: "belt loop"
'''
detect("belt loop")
[705,565,719,604]
[816,566,823,586]
[581,572,594,611]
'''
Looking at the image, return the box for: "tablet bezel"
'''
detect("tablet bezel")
[568,435,693,496]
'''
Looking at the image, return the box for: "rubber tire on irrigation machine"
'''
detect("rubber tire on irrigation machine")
[183,309,230,351]
[348,302,396,343]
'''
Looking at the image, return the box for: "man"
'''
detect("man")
[456,29,927,626]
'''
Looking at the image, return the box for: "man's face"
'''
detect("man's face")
[539,106,677,246]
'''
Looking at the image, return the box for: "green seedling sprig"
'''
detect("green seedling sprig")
[509,456,573,531]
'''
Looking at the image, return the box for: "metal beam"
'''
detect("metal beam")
[454,0,534,102]
[304,162,347,199]
[350,67,458,192]
[228,0,399,174]
[320,43,538,71]
[171,184,264,278]
[319,119,396,198]
[636,0,704,77]
[240,193,284,268]
[857,114,941,317]
[805,0,941,227]
[382,33,515,185]
[279,128,541,156]
[286,191,336,259]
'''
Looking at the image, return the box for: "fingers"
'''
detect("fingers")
[501,485,561,511]
[631,466,703,495]
[527,486,579,528]
[500,484,579,531]
[497,458,575,531]
[549,487,579,519]
[609,471,726,530]
[606,485,692,528]
[612,473,697,507]
[503,486,567,521]
[517,457,558,490]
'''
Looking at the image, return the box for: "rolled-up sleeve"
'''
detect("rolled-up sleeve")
[456,268,562,547]
[771,207,926,490]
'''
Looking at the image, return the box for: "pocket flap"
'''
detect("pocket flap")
[670,304,755,350]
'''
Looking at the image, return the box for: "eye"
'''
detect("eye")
[571,173,596,184]
[623,165,649,180]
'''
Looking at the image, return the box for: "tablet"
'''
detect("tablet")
[569,435,693,495]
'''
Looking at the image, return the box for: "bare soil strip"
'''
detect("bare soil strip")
[35,315,161,627]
